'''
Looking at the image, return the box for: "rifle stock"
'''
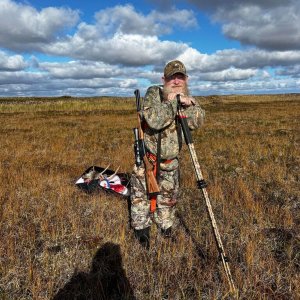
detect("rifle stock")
[134,90,160,198]
[143,158,159,196]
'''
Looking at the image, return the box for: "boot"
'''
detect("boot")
[161,226,172,238]
[134,227,150,250]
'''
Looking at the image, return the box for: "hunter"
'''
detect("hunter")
[131,60,205,249]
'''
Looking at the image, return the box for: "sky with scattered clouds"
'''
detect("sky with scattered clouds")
[0,0,300,96]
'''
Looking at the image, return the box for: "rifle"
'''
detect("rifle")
[176,94,237,295]
[133,90,159,212]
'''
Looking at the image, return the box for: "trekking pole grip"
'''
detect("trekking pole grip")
[176,94,193,144]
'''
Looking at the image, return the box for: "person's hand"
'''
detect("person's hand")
[179,95,195,107]
[166,93,195,107]
[166,92,177,101]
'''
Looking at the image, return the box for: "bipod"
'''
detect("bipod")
[176,95,238,296]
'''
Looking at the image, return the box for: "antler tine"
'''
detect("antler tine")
[99,164,110,175]
[107,166,120,181]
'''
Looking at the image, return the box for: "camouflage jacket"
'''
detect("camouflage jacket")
[141,85,205,160]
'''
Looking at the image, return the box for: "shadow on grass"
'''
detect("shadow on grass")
[176,211,207,263]
[52,242,135,300]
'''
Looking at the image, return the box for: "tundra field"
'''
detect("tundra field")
[0,94,299,299]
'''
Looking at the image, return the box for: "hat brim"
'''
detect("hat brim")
[165,71,187,78]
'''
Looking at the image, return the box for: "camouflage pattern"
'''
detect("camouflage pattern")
[130,161,179,230]
[142,85,205,160]
[130,85,205,231]
[164,60,187,78]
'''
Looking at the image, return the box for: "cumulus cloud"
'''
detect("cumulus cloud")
[0,0,80,51]
[191,76,300,95]
[188,0,285,11]
[40,5,196,65]
[44,33,189,66]
[1,62,298,97]
[178,47,300,73]
[119,78,139,88]
[0,70,136,96]
[218,4,300,50]
[276,65,300,78]
[2,45,300,96]
[39,61,124,79]
[188,0,300,50]
[94,4,197,37]
[0,1,195,66]
[0,70,47,85]
[196,68,258,82]
[0,50,27,71]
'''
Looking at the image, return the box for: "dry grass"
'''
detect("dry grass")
[0,94,299,299]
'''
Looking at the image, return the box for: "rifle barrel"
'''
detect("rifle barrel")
[134,89,141,112]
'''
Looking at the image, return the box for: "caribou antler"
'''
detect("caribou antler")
[97,164,111,180]
[106,166,120,181]
[99,164,110,175]
[83,165,110,181]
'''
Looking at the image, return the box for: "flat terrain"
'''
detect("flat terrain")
[0,94,299,299]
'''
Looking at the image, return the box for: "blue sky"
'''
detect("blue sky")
[0,0,300,96]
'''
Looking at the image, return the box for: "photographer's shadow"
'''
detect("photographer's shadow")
[53,242,135,300]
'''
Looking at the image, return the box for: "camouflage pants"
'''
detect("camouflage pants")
[130,160,179,230]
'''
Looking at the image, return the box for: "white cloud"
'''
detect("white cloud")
[276,65,300,78]
[44,33,189,66]
[94,4,197,37]
[0,50,27,71]
[0,1,195,66]
[178,47,300,73]
[0,63,298,96]
[195,68,258,81]
[40,61,123,79]
[39,5,196,65]
[0,70,47,84]
[0,0,80,51]
[119,78,138,88]
[188,0,285,11]
[191,77,300,95]
[218,4,300,50]
[188,0,300,50]
[1,45,300,96]
[0,70,134,96]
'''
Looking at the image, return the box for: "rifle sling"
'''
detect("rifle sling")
[156,131,161,182]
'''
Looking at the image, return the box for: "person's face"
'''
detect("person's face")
[162,73,188,93]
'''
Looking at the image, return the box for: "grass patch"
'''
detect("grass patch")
[0,94,299,299]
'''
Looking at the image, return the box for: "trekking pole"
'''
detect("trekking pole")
[176,95,237,295]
